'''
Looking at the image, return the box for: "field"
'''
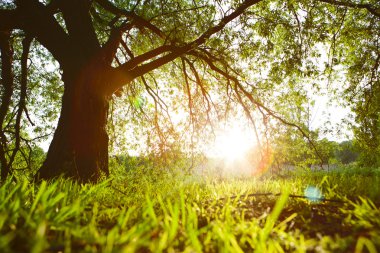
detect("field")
[0,163,379,253]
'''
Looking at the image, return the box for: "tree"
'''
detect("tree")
[348,70,380,166]
[336,140,358,164]
[0,0,379,181]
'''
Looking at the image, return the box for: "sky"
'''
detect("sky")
[309,93,353,142]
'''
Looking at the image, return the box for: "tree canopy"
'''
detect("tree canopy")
[0,0,379,181]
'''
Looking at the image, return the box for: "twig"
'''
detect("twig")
[214,192,346,203]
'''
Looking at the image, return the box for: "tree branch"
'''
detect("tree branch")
[94,0,165,38]
[181,57,195,126]
[119,45,176,72]
[183,57,215,123]
[0,9,20,31]
[110,0,263,93]
[194,51,325,164]
[318,0,380,18]
[46,0,64,13]
[7,36,33,174]
[14,0,72,66]
[102,23,133,65]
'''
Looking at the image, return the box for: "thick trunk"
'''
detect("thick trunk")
[37,66,110,182]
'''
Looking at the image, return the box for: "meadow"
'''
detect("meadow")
[0,162,379,252]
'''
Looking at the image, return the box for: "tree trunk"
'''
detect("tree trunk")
[37,65,110,182]
[0,31,14,181]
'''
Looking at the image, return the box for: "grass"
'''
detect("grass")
[0,163,379,252]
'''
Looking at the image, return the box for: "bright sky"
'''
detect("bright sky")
[206,124,256,159]
[309,93,352,142]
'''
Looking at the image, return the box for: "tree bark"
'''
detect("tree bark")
[0,31,14,181]
[37,64,110,182]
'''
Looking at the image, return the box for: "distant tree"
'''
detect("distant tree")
[315,138,339,167]
[0,0,379,181]
[272,130,318,169]
[272,130,340,169]
[351,86,380,166]
[335,140,358,164]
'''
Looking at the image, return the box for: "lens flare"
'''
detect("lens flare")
[304,186,323,202]
[216,126,254,162]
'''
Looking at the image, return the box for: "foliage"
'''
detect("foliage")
[271,129,317,169]
[336,140,358,165]
[348,78,380,167]
[316,138,339,165]
[0,164,379,252]
[0,32,62,179]
[332,0,380,167]
[1,0,379,180]
[270,127,346,170]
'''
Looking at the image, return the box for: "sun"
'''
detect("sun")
[214,125,254,162]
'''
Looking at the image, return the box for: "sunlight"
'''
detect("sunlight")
[214,125,255,162]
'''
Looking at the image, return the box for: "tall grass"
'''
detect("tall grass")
[0,164,379,252]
